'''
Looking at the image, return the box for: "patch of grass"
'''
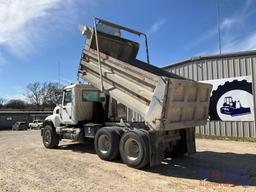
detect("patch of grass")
[195,133,256,142]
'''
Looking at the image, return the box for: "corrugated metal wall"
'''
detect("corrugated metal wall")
[126,107,143,122]
[165,53,256,137]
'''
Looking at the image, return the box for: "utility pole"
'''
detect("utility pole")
[216,0,222,54]
[58,61,61,87]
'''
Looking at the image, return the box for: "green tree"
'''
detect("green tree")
[5,99,26,109]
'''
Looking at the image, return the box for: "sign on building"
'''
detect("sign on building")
[202,76,254,121]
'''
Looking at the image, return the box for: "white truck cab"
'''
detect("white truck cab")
[60,84,104,125]
[45,84,105,130]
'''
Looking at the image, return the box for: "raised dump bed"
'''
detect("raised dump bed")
[78,18,212,132]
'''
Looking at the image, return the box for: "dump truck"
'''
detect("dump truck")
[41,18,213,168]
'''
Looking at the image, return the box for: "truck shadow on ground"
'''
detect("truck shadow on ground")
[145,151,256,187]
[57,142,124,163]
[58,141,96,154]
[57,142,256,187]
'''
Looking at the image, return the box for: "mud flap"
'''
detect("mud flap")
[148,128,196,167]
[149,132,165,167]
[185,127,196,154]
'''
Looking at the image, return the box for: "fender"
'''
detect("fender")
[41,120,55,136]
[41,114,62,135]
[45,114,61,128]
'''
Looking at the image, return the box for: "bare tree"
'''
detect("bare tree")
[0,97,6,105]
[41,82,48,107]
[26,82,63,110]
[26,82,43,110]
[45,82,63,108]
[0,97,6,108]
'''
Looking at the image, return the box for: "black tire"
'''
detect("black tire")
[209,80,252,120]
[119,130,149,169]
[94,127,121,161]
[42,124,59,149]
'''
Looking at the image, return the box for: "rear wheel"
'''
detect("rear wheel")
[94,127,121,161]
[42,124,59,149]
[119,130,149,169]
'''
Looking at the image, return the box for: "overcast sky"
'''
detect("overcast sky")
[0,0,256,100]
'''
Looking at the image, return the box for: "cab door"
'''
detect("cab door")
[61,89,73,124]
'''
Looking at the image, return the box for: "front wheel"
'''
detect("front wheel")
[42,124,59,149]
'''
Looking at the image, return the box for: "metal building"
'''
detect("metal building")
[0,111,52,130]
[163,50,256,138]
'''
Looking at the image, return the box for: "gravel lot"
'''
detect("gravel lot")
[0,130,256,192]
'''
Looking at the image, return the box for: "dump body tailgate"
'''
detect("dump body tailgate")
[161,78,211,131]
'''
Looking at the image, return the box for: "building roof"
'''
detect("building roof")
[0,111,52,114]
[162,50,256,69]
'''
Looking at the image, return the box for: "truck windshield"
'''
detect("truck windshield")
[82,90,103,102]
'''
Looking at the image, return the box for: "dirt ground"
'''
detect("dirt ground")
[0,130,256,192]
